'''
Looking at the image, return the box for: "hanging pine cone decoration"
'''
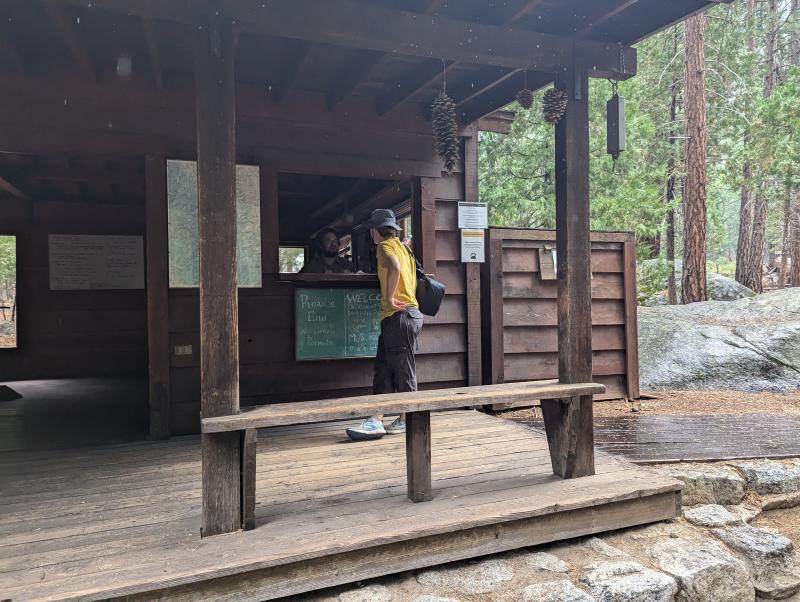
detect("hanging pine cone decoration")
[542,88,568,125]
[431,91,460,174]
[516,88,534,110]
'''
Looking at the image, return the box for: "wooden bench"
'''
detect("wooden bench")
[201,380,605,531]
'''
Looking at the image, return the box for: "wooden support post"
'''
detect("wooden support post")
[623,236,641,400]
[196,16,242,537]
[241,428,257,531]
[542,58,595,479]
[464,126,482,386]
[259,165,279,276]
[411,176,437,273]
[406,411,432,502]
[486,234,504,384]
[145,155,171,439]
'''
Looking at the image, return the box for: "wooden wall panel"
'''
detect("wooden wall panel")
[165,172,471,433]
[0,191,147,381]
[503,299,625,327]
[483,229,639,400]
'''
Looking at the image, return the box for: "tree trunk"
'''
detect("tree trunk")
[736,0,757,286]
[666,48,679,306]
[681,13,708,304]
[791,196,800,287]
[780,193,791,287]
[735,162,753,284]
[744,196,767,293]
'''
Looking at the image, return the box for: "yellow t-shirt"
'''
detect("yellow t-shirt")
[376,237,418,320]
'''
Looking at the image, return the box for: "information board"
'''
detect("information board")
[457,202,488,229]
[48,234,144,290]
[295,288,382,360]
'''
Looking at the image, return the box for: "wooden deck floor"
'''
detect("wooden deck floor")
[0,411,681,601]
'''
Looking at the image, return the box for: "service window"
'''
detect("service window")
[166,159,262,288]
[277,172,401,276]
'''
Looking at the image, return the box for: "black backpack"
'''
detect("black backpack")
[405,245,446,316]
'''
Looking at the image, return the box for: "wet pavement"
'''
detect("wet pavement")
[515,412,800,463]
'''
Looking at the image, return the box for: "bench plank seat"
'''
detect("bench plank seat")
[201,380,605,433]
[203,380,605,525]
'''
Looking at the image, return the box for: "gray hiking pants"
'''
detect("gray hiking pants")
[373,308,424,394]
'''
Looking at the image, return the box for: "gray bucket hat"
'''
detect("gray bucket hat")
[362,208,401,231]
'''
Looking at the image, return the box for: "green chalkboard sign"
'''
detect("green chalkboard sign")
[294,288,382,360]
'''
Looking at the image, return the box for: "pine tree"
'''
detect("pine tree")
[682,13,709,303]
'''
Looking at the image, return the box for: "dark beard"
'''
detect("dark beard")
[323,250,339,258]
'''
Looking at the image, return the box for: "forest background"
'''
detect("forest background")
[479,0,800,303]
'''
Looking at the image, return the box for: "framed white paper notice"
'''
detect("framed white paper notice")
[461,229,485,263]
[457,202,488,230]
[48,234,144,290]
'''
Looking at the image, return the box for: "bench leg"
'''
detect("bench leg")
[540,395,595,479]
[201,432,242,537]
[406,411,432,502]
[241,429,257,531]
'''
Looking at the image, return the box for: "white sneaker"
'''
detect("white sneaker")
[346,417,386,441]
[385,416,406,434]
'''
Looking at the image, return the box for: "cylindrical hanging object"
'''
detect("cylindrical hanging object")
[606,92,626,160]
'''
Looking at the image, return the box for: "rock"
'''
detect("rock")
[730,503,762,523]
[665,468,746,506]
[586,537,627,557]
[416,559,514,595]
[525,551,569,573]
[521,580,595,602]
[413,597,461,602]
[712,525,800,599]
[762,492,800,511]
[339,584,392,602]
[683,504,743,528]
[650,538,754,602]
[629,523,679,540]
[638,289,800,392]
[731,461,800,495]
[640,260,755,305]
[581,561,678,602]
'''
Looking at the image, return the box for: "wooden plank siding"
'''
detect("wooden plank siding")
[483,228,639,401]
[0,190,148,382]
[165,170,469,434]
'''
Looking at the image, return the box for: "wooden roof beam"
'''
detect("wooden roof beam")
[310,177,370,221]
[376,59,457,116]
[328,0,448,113]
[141,17,163,90]
[329,179,409,232]
[0,30,26,75]
[495,0,548,26]
[424,0,447,15]
[451,67,517,108]
[0,175,28,199]
[273,41,316,104]
[59,0,636,79]
[376,0,573,116]
[457,70,552,124]
[40,0,97,81]
[576,0,641,38]
[326,50,384,110]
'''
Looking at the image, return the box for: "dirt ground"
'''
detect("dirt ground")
[753,505,800,551]
[500,389,800,421]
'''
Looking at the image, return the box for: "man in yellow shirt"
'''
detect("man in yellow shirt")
[346,209,423,441]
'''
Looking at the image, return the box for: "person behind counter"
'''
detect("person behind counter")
[345,209,423,441]
[299,228,357,274]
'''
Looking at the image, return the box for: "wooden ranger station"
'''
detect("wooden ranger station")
[0,0,724,599]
